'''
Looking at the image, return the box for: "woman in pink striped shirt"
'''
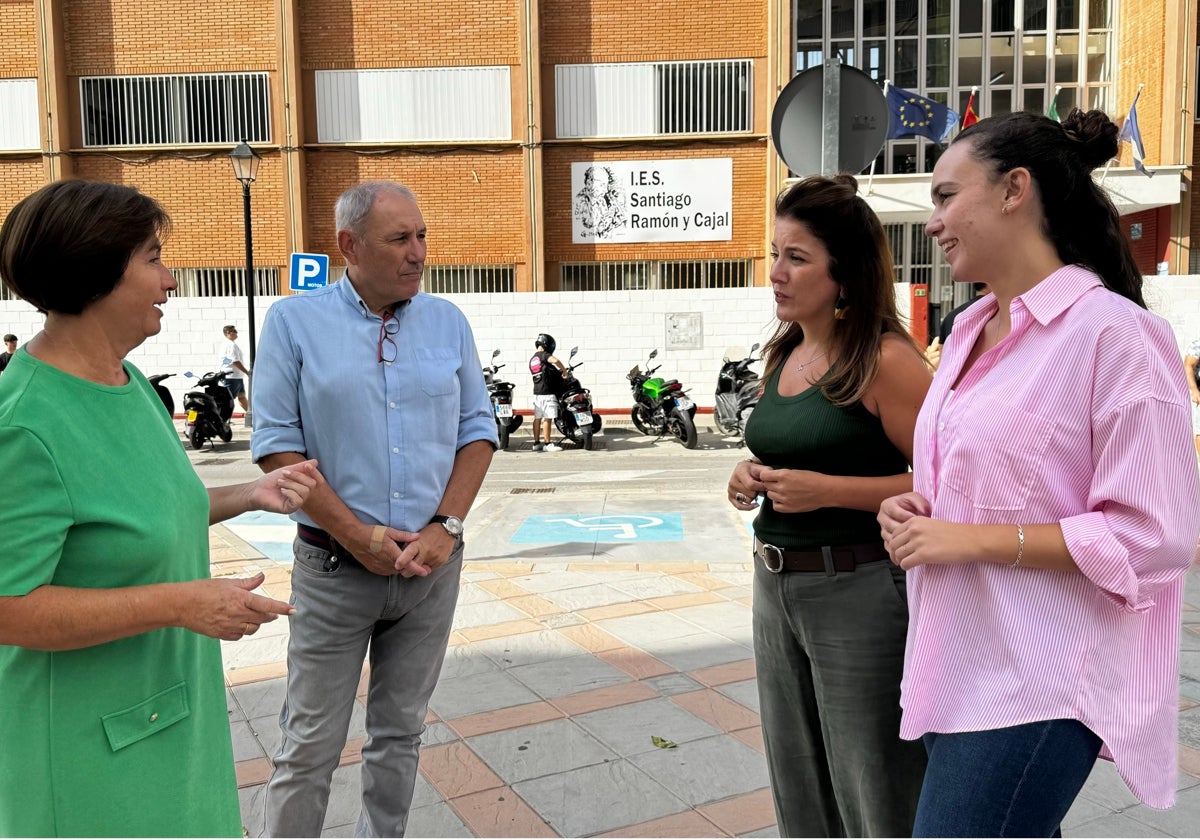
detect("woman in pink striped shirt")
[879,108,1200,836]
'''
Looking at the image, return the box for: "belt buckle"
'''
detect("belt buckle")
[761,542,784,574]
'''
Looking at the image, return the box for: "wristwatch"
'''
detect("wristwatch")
[430,514,464,538]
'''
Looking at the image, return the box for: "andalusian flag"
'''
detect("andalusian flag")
[1047,88,1061,122]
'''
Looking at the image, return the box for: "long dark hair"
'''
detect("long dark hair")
[762,174,919,407]
[955,109,1144,308]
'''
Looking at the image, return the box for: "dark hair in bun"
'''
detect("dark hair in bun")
[954,109,1143,307]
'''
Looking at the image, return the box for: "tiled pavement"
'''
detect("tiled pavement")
[210,520,1200,838]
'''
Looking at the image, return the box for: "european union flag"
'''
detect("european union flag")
[886,86,959,143]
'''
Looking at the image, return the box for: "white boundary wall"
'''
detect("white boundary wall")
[2,277,1197,413]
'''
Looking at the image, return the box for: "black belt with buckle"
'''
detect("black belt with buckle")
[297,523,356,572]
[754,537,889,575]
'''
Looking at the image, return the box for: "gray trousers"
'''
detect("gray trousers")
[264,537,462,838]
[752,556,927,838]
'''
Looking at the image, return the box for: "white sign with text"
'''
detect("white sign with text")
[570,159,733,244]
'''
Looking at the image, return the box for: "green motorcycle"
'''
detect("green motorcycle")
[627,349,698,449]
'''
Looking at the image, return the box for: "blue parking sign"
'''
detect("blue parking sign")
[289,252,329,292]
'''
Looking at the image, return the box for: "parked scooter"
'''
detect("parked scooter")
[483,349,523,451]
[627,349,698,449]
[553,347,603,450]
[713,343,761,442]
[147,373,175,417]
[182,370,234,450]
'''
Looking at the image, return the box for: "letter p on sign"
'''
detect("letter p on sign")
[289,253,330,292]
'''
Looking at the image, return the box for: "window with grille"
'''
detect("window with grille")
[0,79,39,150]
[423,265,515,293]
[314,67,512,143]
[170,266,280,297]
[81,73,271,147]
[560,260,752,291]
[555,60,753,138]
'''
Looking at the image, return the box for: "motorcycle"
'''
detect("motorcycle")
[182,370,234,450]
[627,349,698,449]
[147,372,175,417]
[713,342,761,442]
[483,349,523,451]
[553,346,603,450]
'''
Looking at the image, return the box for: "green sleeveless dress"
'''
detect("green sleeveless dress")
[744,362,908,549]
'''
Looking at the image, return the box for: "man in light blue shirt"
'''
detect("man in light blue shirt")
[252,181,495,837]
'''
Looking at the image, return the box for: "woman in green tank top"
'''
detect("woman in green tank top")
[725,175,932,838]
[0,181,323,837]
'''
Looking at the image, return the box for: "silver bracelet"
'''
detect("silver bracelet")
[1010,523,1024,568]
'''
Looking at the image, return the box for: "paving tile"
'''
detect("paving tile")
[1121,785,1200,836]
[419,741,504,800]
[322,764,363,830]
[646,673,705,696]
[738,826,780,838]
[598,611,711,646]
[538,583,639,611]
[457,581,498,605]
[596,646,675,680]
[507,594,568,618]
[226,687,244,721]
[338,736,366,767]
[231,676,287,720]
[231,719,267,762]
[453,600,530,630]
[576,601,657,622]
[628,734,770,807]
[556,623,627,653]
[237,783,266,837]
[460,568,502,582]
[430,669,541,719]
[226,660,288,686]
[474,629,587,669]
[716,679,761,713]
[513,759,688,837]
[646,632,755,673]
[440,645,504,681]
[730,726,766,753]
[671,689,761,733]
[508,653,632,699]
[467,718,618,783]
[672,602,754,639]
[448,700,565,739]
[597,809,727,838]
[1180,744,1200,779]
[1178,707,1200,749]
[1078,760,1143,811]
[715,586,752,601]
[476,578,533,599]
[609,576,703,600]
[1062,794,1112,829]
[459,618,546,643]
[322,822,356,837]
[449,786,557,838]
[540,612,585,629]
[1069,812,1171,837]
[410,771,444,809]
[248,714,283,760]
[406,801,474,838]
[697,787,776,836]
[573,697,722,756]
[690,659,757,688]
[645,591,725,611]
[550,680,661,716]
[221,633,291,671]
[674,571,736,591]
[235,757,273,789]
[421,721,460,747]
[507,570,601,593]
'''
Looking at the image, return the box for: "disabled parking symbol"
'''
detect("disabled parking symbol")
[511,513,683,543]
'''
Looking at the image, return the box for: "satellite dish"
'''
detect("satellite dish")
[771,61,890,176]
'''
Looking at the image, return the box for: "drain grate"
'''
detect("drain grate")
[197,457,240,465]
[510,487,556,495]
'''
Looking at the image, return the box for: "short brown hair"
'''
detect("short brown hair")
[0,180,170,314]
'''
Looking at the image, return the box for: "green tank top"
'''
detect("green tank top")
[744,362,908,550]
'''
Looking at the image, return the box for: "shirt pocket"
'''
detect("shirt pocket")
[101,681,190,752]
[940,397,1056,511]
[414,347,461,397]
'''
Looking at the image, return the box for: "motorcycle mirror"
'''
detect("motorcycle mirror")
[750,343,760,353]
[649,349,658,360]
[491,349,501,358]
[569,346,579,358]
[184,371,194,378]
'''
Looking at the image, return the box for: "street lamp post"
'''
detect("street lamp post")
[229,140,261,426]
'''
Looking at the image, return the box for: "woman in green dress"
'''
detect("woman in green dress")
[0,180,321,837]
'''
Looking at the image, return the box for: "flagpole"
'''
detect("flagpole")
[866,79,889,196]
[1106,82,1147,183]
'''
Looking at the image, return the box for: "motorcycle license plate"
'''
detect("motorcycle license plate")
[496,405,513,418]
[675,397,694,410]
[186,409,198,422]
[574,412,592,425]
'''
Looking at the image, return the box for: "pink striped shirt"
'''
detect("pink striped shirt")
[904,265,1200,808]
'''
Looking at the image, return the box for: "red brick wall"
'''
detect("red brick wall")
[0,0,37,77]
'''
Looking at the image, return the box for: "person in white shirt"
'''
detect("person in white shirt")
[220,325,250,411]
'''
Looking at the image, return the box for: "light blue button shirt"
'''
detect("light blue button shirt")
[251,277,496,532]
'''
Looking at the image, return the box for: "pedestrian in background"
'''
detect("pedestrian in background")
[726,174,932,838]
[0,179,321,837]
[529,332,566,451]
[252,180,495,836]
[0,333,15,373]
[220,324,250,412]
[1184,337,1200,458]
[880,109,1200,836]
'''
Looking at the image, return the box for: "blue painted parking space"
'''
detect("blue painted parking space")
[224,510,297,562]
[510,513,684,544]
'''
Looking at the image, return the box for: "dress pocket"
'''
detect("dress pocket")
[101,681,190,752]
[415,347,461,397]
[939,397,1056,511]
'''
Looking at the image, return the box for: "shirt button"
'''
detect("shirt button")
[393,492,400,499]
[392,447,399,454]
[937,422,945,431]
[389,402,396,409]
[149,713,159,722]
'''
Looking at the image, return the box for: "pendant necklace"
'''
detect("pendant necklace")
[796,350,826,373]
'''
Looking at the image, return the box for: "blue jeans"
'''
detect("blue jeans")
[913,719,1103,838]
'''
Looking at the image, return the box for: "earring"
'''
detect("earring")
[834,297,848,320]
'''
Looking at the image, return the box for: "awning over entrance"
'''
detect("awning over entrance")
[838,166,1187,225]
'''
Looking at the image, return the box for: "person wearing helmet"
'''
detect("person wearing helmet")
[528,334,567,452]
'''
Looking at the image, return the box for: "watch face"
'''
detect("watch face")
[440,516,464,537]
